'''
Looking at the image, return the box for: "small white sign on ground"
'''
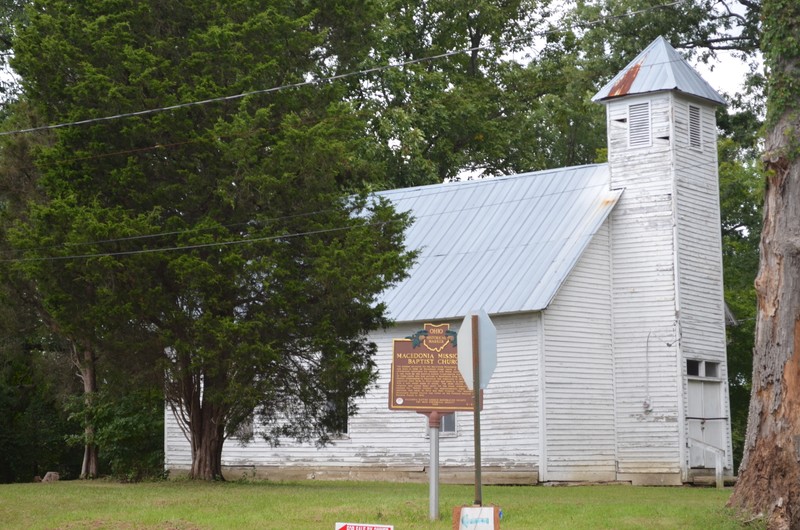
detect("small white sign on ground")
[335,523,393,530]
[454,506,500,530]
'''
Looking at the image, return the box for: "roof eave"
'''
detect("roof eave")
[593,87,727,107]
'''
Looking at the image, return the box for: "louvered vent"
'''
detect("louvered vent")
[689,104,702,149]
[628,102,651,148]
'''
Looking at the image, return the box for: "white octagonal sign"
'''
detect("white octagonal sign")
[457,309,497,390]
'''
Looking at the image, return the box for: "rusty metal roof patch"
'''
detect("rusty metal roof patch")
[592,36,726,106]
[608,61,643,98]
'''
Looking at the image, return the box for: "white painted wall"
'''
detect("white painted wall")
[603,91,733,480]
[606,94,683,478]
[671,94,734,471]
[165,313,541,474]
[541,222,615,481]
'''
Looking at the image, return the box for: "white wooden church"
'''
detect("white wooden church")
[165,37,733,485]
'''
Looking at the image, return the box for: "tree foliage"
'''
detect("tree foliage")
[0,0,27,103]
[0,296,83,483]
[573,0,760,59]
[65,386,164,481]
[717,132,763,472]
[8,0,414,480]
[353,0,558,184]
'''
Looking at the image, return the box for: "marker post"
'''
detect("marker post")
[471,314,482,506]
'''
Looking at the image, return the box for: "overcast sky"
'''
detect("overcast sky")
[691,49,763,100]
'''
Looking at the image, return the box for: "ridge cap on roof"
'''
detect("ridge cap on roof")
[378,162,610,196]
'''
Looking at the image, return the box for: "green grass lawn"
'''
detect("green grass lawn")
[0,480,752,529]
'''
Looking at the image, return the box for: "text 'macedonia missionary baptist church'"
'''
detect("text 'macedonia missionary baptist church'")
[165,36,733,485]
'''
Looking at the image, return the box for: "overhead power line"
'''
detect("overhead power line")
[4,143,731,264]
[0,205,346,257]
[3,223,367,263]
[0,1,683,137]
[2,174,617,263]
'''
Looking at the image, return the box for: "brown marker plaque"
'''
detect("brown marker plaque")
[389,323,477,411]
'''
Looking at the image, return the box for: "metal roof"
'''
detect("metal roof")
[592,36,726,106]
[378,164,622,322]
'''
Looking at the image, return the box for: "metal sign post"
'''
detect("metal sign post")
[423,411,442,520]
[471,314,482,506]
[389,324,470,522]
[458,310,495,507]
[457,309,497,391]
[389,318,495,522]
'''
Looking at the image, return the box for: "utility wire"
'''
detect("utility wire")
[4,146,732,262]
[7,50,718,180]
[3,224,369,263]
[0,0,717,262]
[0,204,346,256]
[0,1,683,138]
[3,128,733,261]
[1,176,615,262]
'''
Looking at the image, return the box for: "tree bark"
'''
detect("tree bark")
[181,364,228,481]
[188,401,226,481]
[78,346,99,480]
[727,74,800,530]
[727,5,800,528]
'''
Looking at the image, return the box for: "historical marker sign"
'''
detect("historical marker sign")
[389,323,476,411]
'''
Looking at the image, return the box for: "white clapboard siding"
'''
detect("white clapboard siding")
[164,406,192,469]
[673,97,728,361]
[164,313,540,473]
[672,95,734,470]
[607,94,683,475]
[541,222,615,481]
[444,313,540,468]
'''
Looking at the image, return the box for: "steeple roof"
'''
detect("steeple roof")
[592,36,726,106]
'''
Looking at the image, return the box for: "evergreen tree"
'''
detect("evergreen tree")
[9,0,413,480]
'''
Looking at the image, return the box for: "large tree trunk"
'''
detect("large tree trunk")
[170,351,229,481]
[727,8,800,523]
[189,403,226,481]
[78,346,99,480]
